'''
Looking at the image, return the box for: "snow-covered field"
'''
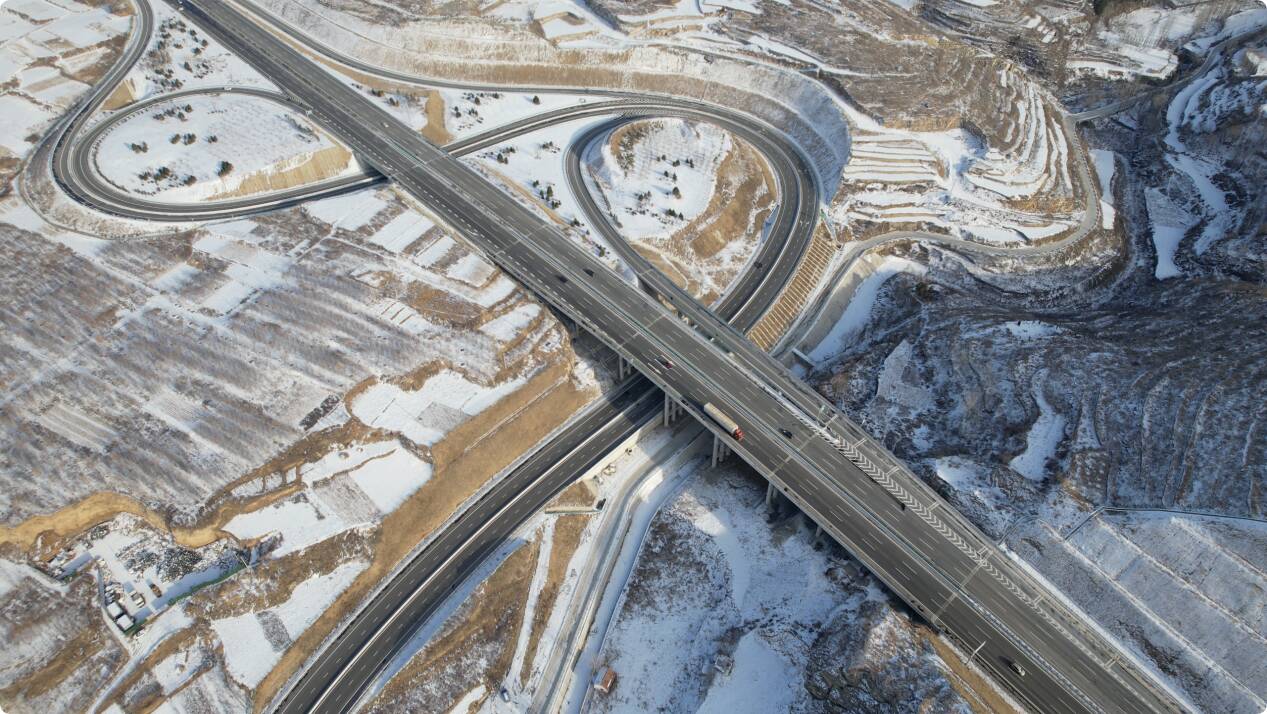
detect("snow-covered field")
[111,0,275,104]
[93,92,358,201]
[440,88,595,139]
[584,119,729,239]
[2,107,588,710]
[470,116,597,227]
[350,372,529,448]
[0,0,129,160]
[212,560,367,688]
[222,441,431,557]
[580,117,774,302]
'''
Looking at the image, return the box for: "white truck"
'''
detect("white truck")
[703,402,744,441]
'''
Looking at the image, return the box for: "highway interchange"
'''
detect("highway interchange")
[46,1,821,710]
[45,1,1189,712]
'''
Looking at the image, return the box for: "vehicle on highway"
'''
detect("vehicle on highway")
[659,358,674,369]
[1007,659,1027,677]
[779,428,793,439]
[702,402,744,441]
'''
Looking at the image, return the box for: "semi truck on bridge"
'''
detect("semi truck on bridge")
[703,402,744,441]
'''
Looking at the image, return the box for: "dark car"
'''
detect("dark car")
[779,428,793,439]
[659,358,675,369]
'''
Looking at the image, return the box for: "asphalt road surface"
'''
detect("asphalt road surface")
[110,2,1187,712]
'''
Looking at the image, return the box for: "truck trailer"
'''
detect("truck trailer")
[702,402,744,441]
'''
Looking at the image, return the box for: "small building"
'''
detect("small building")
[106,601,123,619]
[131,591,146,608]
[593,667,617,695]
[713,653,734,677]
[116,614,134,632]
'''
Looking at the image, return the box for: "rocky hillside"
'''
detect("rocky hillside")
[809,7,1267,711]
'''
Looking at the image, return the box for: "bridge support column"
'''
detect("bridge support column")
[765,482,798,522]
[813,523,825,550]
[617,356,633,380]
[662,394,682,427]
[710,434,730,467]
[549,306,577,338]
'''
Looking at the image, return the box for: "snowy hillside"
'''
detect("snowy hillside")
[589,462,981,714]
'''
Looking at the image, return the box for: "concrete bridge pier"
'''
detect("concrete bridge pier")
[551,307,577,338]
[662,393,683,427]
[710,434,731,467]
[812,523,827,550]
[617,356,633,380]
[639,277,657,299]
[765,481,794,520]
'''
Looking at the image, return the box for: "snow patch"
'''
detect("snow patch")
[350,371,529,447]
[1009,376,1066,482]
[585,118,731,240]
[94,93,356,203]
[304,189,388,230]
[369,211,435,254]
[696,631,799,714]
[214,560,367,688]
[346,447,433,514]
[1090,149,1117,230]
[809,257,927,365]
